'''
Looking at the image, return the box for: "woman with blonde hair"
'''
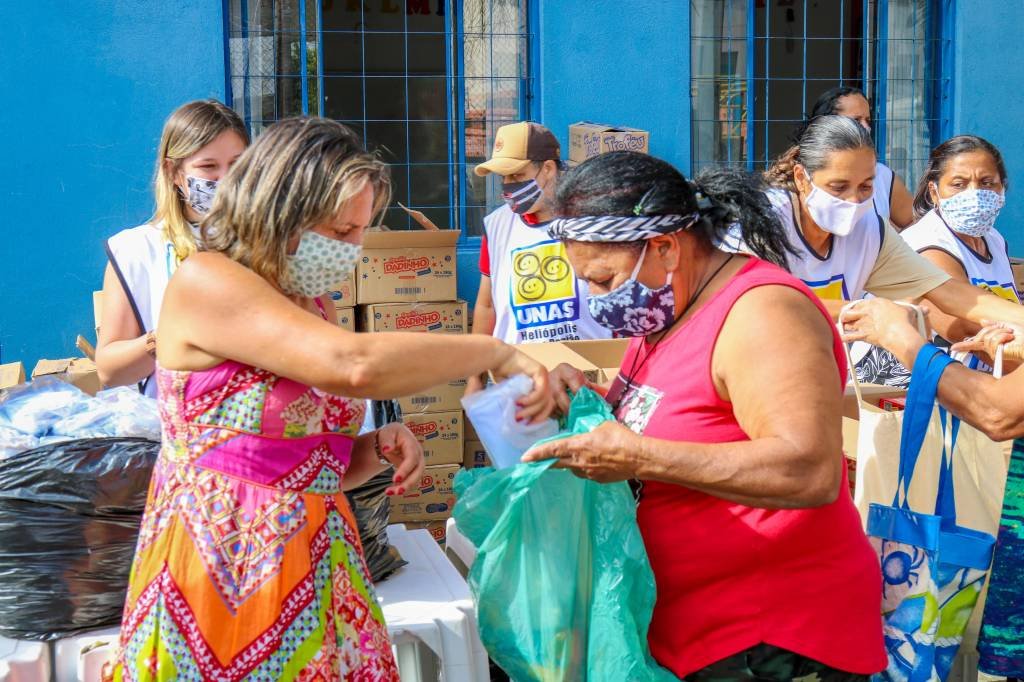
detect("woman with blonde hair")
[105,117,553,680]
[97,99,249,397]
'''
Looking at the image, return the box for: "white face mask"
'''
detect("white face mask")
[280,231,362,298]
[802,179,874,237]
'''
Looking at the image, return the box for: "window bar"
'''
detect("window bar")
[876,0,889,163]
[240,0,252,129]
[725,0,733,166]
[444,0,458,233]
[763,0,770,167]
[801,0,807,118]
[861,0,870,99]
[454,0,468,236]
[315,0,324,116]
[272,0,278,122]
[910,0,919,177]
[299,0,308,116]
[359,1,368,176]
[403,0,412,230]
[746,0,755,170]
[839,0,845,85]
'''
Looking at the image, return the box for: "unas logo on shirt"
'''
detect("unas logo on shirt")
[803,274,850,301]
[971,277,1021,304]
[509,240,582,330]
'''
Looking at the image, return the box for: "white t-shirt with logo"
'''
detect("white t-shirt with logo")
[766,188,884,301]
[901,209,1020,303]
[482,205,610,344]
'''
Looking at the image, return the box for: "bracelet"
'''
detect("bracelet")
[374,431,391,467]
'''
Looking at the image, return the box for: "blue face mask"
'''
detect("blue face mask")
[587,243,676,337]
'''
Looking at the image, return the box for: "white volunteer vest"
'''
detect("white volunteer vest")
[901,209,1020,303]
[873,162,894,222]
[766,188,884,302]
[483,205,610,344]
[106,222,181,397]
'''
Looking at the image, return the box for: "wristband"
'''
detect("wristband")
[374,431,391,467]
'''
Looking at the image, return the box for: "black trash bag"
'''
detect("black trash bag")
[345,469,406,583]
[0,437,159,641]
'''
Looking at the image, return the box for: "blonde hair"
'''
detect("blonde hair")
[203,117,391,287]
[152,99,249,261]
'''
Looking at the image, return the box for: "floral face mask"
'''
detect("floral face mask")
[586,242,676,337]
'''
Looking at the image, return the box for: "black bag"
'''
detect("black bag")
[0,437,159,641]
[345,469,406,583]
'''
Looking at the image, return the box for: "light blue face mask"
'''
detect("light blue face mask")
[937,187,1005,237]
[586,242,676,337]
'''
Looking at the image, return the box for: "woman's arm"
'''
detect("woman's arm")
[888,174,917,229]
[95,263,154,388]
[842,298,1024,441]
[161,252,554,419]
[924,278,1024,329]
[527,286,845,508]
[917,248,981,342]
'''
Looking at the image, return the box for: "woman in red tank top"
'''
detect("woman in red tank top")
[525,152,885,680]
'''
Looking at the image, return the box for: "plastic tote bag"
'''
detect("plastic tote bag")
[452,387,674,682]
[868,345,996,682]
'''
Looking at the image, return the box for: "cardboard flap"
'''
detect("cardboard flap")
[515,343,597,374]
[362,229,461,249]
[563,340,628,372]
[33,358,74,376]
[0,362,26,390]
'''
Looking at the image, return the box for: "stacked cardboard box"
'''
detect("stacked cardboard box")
[568,122,650,167]
[352,229,467,540]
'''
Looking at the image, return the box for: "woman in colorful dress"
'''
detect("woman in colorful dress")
[98,100,249,397]
[844,301,1024,681]
[106,117,554,680]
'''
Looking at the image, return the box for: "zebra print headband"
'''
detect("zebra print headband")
[546,213,698,243]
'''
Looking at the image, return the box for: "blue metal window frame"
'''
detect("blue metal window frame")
[690,0,951,177]
[222,0,534,255]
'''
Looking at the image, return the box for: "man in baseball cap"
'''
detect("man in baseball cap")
[467,122,609,394]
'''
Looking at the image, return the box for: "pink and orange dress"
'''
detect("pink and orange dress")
[107,361,399,681]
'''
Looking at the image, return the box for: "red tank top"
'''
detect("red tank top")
[608,257,885,677]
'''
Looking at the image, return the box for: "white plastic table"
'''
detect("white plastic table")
[378,525,489,681]
[0,637,50,682]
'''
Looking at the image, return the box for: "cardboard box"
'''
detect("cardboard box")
[403,410,464,465]
[398,379,467,415]
[357,230,459,304]
[569,122,650,165]
[405,520,448,547]
[32,358,101,395]
[335,306,356,332]
[360,301,467,334]
[0,362,26,390]
[327,272,357,308]
[515,339,629,385]
[464,438,492,469]
[1010,257,1024,295]
[389,464,459,523]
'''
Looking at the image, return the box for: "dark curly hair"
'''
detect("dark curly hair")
[554,151,794,269]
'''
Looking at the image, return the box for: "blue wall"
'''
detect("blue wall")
[536,0,691,173]
[0,1,226,368]
[952,0,1024,254]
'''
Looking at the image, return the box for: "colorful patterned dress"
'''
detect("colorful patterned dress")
[107,361,399,681]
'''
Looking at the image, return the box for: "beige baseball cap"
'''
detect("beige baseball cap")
[474,122,561,177]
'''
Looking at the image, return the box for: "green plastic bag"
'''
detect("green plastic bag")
[453,387,674,682]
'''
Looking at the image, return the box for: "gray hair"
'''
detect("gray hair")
[765,115,875,191]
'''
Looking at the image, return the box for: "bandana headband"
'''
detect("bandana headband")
[546,213,698,243]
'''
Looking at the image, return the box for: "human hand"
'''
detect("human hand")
[951,320,1024,364]
[493,348,556,424]
[548,363,588,415]
[464,374,487,397]
[840,299,928,354]
[376,423,425,496]
[521,421,642,483]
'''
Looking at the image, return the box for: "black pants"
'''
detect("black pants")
[685,643,869,682]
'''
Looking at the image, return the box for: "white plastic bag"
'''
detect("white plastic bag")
[461,375,558,468]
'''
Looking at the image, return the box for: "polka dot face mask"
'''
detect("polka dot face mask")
[280,231,362,298]
[937,187,1005,237]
